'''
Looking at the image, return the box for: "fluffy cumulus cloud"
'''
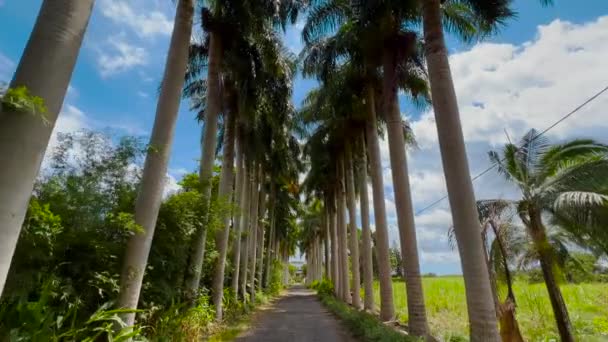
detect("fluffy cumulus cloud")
[376,16,608,273]
[99,0,173,38]
[90,0,176,77]
[97,35,147,77]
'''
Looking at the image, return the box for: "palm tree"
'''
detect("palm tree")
[488,130,608,341]
[449,200,524,341]
[301,3,435,330]
[364,84,395,321]
[0,0,95,295]
[345,141,361,308]
[230,134,248,295]
[116,0,194,325]
[357,133,375,312]
[210,82,239,320]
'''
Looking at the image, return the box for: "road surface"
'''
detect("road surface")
[235,285,357,342]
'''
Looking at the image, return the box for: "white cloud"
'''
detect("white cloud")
[163,173,182,198]
[97,35,147,77]
[43,104,90,168]
[379,16,608,273]
[0,52,15,81]
[99,0,173,38]
[413,16,608,147]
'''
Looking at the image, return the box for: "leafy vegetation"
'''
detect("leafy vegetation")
[0,131,289,340]
[0,85,47,120]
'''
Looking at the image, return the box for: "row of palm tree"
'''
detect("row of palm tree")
[0,0,305,328]
[293,0,606,341]
[3,0,605,341]
[296,0,499,338]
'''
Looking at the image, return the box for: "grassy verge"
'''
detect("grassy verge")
[311,280,417,342]
[205,290,282,342]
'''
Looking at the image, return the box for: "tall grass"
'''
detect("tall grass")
[373,277,608,341]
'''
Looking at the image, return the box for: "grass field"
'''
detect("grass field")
[372,277,608,341]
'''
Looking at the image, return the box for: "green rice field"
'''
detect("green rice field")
[372,277,608,341]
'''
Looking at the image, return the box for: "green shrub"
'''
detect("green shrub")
[267,259,284,296]
[310,279,334,297]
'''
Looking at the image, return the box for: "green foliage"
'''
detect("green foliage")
[310,279,333,296]
[389,244,403,277]
[318,292,417,342]
[267,259,285,296]
[144,294,215,341]
[0,85,47,121]
[0,277,144,341]
[0,130,226,339]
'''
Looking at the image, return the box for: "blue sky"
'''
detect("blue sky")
[1,0,607,274]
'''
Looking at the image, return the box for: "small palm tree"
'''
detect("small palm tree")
[488,130,608,341]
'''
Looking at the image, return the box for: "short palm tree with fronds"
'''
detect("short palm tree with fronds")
[488,129,608,341]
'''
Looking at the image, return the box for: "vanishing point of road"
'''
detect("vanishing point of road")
[235,285,357,342]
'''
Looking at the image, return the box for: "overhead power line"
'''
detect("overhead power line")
[414,85,608,216]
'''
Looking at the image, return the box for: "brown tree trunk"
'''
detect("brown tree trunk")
[528,208,574,342]
[0,0,94,294]
[382,50,429,337]
[422,0,499,339]
[251,169,266,303]
[364,86,395,321]
[117,0,193,325]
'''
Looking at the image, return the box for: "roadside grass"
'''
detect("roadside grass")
[318,293,419,342]
[206,291,278,342]
[373,276,608,341]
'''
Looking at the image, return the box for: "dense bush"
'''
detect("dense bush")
[0,131,225,339]
[309,279,334,296]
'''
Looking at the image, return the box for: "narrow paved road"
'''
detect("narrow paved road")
[235,285,357,342]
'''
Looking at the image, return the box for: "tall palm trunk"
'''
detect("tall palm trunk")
[382,50,429,336]
[185,30,223,301]
[337,156,350,303]
[422,0,499,339]
[528,208,573,342]
[330,201,340,295]
[358,133,374,312]
[231,144,247,296]
[251,171,266,303]
[263,183,276,288]
[244,167,260,300]
[365,86,395,321]
[210,92,237,320]
[0,0,94,294]
[240,172,254,299]
[324,212,331,279]
[345,143,361,309]
[116,0,193,325]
